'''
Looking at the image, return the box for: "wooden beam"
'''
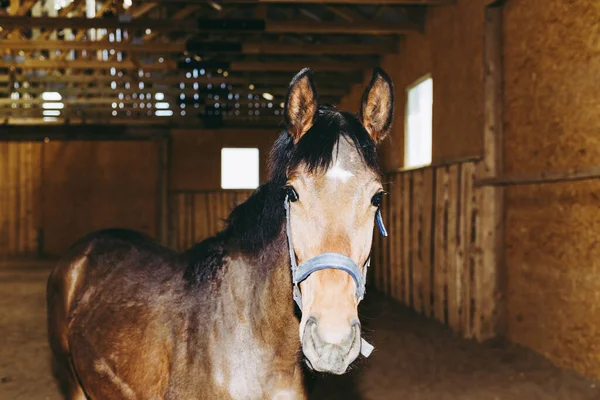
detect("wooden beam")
[58,0,82,17]
[5,85,346,97]
[475,165,600,187]
[0,39,393,55]
[0,118,283,130]
[144,5,201,41]
[3,59,177,71]
[0,16,419,34]
[131,2,159,18]
[4,58,370,73]
[474,2,504,342]
[0,94,338,106]
[240,42,395,55]
[326,6,364,22]
[266,20,419,35]
[15,0,37,16]
[5,73,357,87]
[229,61,372,72]
[0,123,170,138]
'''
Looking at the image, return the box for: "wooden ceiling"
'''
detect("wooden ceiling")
[0,0,451,128]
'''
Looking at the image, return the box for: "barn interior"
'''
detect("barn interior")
[1,0,600,399]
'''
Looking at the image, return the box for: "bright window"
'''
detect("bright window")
[221,148,259,189]
[405,76,433,169]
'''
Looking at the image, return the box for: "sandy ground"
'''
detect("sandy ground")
[1,261,598,400]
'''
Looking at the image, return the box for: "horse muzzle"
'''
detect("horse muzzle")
[301,316,362,375]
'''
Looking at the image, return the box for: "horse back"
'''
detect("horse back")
[47,228,181,399]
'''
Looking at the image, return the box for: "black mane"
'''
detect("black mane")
[183,105,380,284]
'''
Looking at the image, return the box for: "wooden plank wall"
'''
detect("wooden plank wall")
[170,190,253,251]
[0,142,42,258]
[373,160,493,340]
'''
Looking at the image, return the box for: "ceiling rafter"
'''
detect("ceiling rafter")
[0,16,420,34]
[0,0,436,126]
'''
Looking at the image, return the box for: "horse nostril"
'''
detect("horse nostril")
[306,316,317,327]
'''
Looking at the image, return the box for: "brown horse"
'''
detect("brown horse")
[46,67,394,399]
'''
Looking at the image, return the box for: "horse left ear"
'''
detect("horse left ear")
[284,68,319,143]
[359,67,395,143]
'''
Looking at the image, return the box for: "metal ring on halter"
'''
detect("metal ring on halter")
[284,195,388,358]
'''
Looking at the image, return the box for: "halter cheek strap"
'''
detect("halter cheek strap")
[284,196,388,358]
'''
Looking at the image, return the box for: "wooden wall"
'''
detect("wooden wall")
[372,160,498,340]
[170,129,278,191]
[0,140,159,258]
[339,0,489,170]
[42,140,159,256]
[0,128,279,258]
[0,142,42,258]
[170,190,252,251]
[502,0,600,378]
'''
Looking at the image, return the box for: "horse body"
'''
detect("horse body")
[47,67,395,399]
[47,229,304,399]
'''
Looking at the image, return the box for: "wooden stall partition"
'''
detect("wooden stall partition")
[372,159,494,340]
[0,142,43,258]
[170,190,253,251]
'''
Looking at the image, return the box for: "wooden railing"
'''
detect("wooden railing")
[372,160,495,340]
[169,190,253,251]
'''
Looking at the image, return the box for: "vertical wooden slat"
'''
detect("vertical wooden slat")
[156,135,170,246]
[421,168,434,318]
[472,171,484,339]
[206,192,215,236]
[169,194,177,250]
[392,173,402,302]
[177,194,186,251]
[193,193,205,243]
[411,170,423,313]
[219,191,227,231]
[391,173,402,301]
[23,143,33,253]
[460,162,476,337]
[0,143,7,256]
[433,167,448,323]
[9,143,19,255]
[402,173,412,306]
[187,193,195,249]
[27,143,38,253]
[447,164,460,330]
[381,182,390,295]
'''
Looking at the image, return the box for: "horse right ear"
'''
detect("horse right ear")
[284,68,319,143]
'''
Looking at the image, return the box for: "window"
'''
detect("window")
[221,148,260,189]
[405,76,433,169]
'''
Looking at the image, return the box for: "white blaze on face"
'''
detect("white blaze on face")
[326,160,354,183]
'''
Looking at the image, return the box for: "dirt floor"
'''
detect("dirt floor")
[1,261,598,400]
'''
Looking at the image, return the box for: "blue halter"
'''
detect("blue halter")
[284,195,388,358]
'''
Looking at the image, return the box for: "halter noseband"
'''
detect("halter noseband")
[284,195,388,358]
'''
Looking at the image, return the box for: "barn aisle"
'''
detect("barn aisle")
[1,262,597,400]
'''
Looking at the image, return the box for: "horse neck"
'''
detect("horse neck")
[228,228,296,327]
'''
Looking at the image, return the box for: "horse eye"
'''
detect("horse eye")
[285,186,299,202]
[371,191,386,208]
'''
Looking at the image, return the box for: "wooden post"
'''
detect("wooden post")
[475,1,505,340]
[156,134,170,247]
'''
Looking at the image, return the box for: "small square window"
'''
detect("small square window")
[221,148,259,189]
[405,76,433,169]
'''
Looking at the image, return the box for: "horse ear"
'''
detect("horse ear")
[359,67,395,143]
[284,68,319,142]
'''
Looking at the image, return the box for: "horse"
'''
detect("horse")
[46,66,394,400]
